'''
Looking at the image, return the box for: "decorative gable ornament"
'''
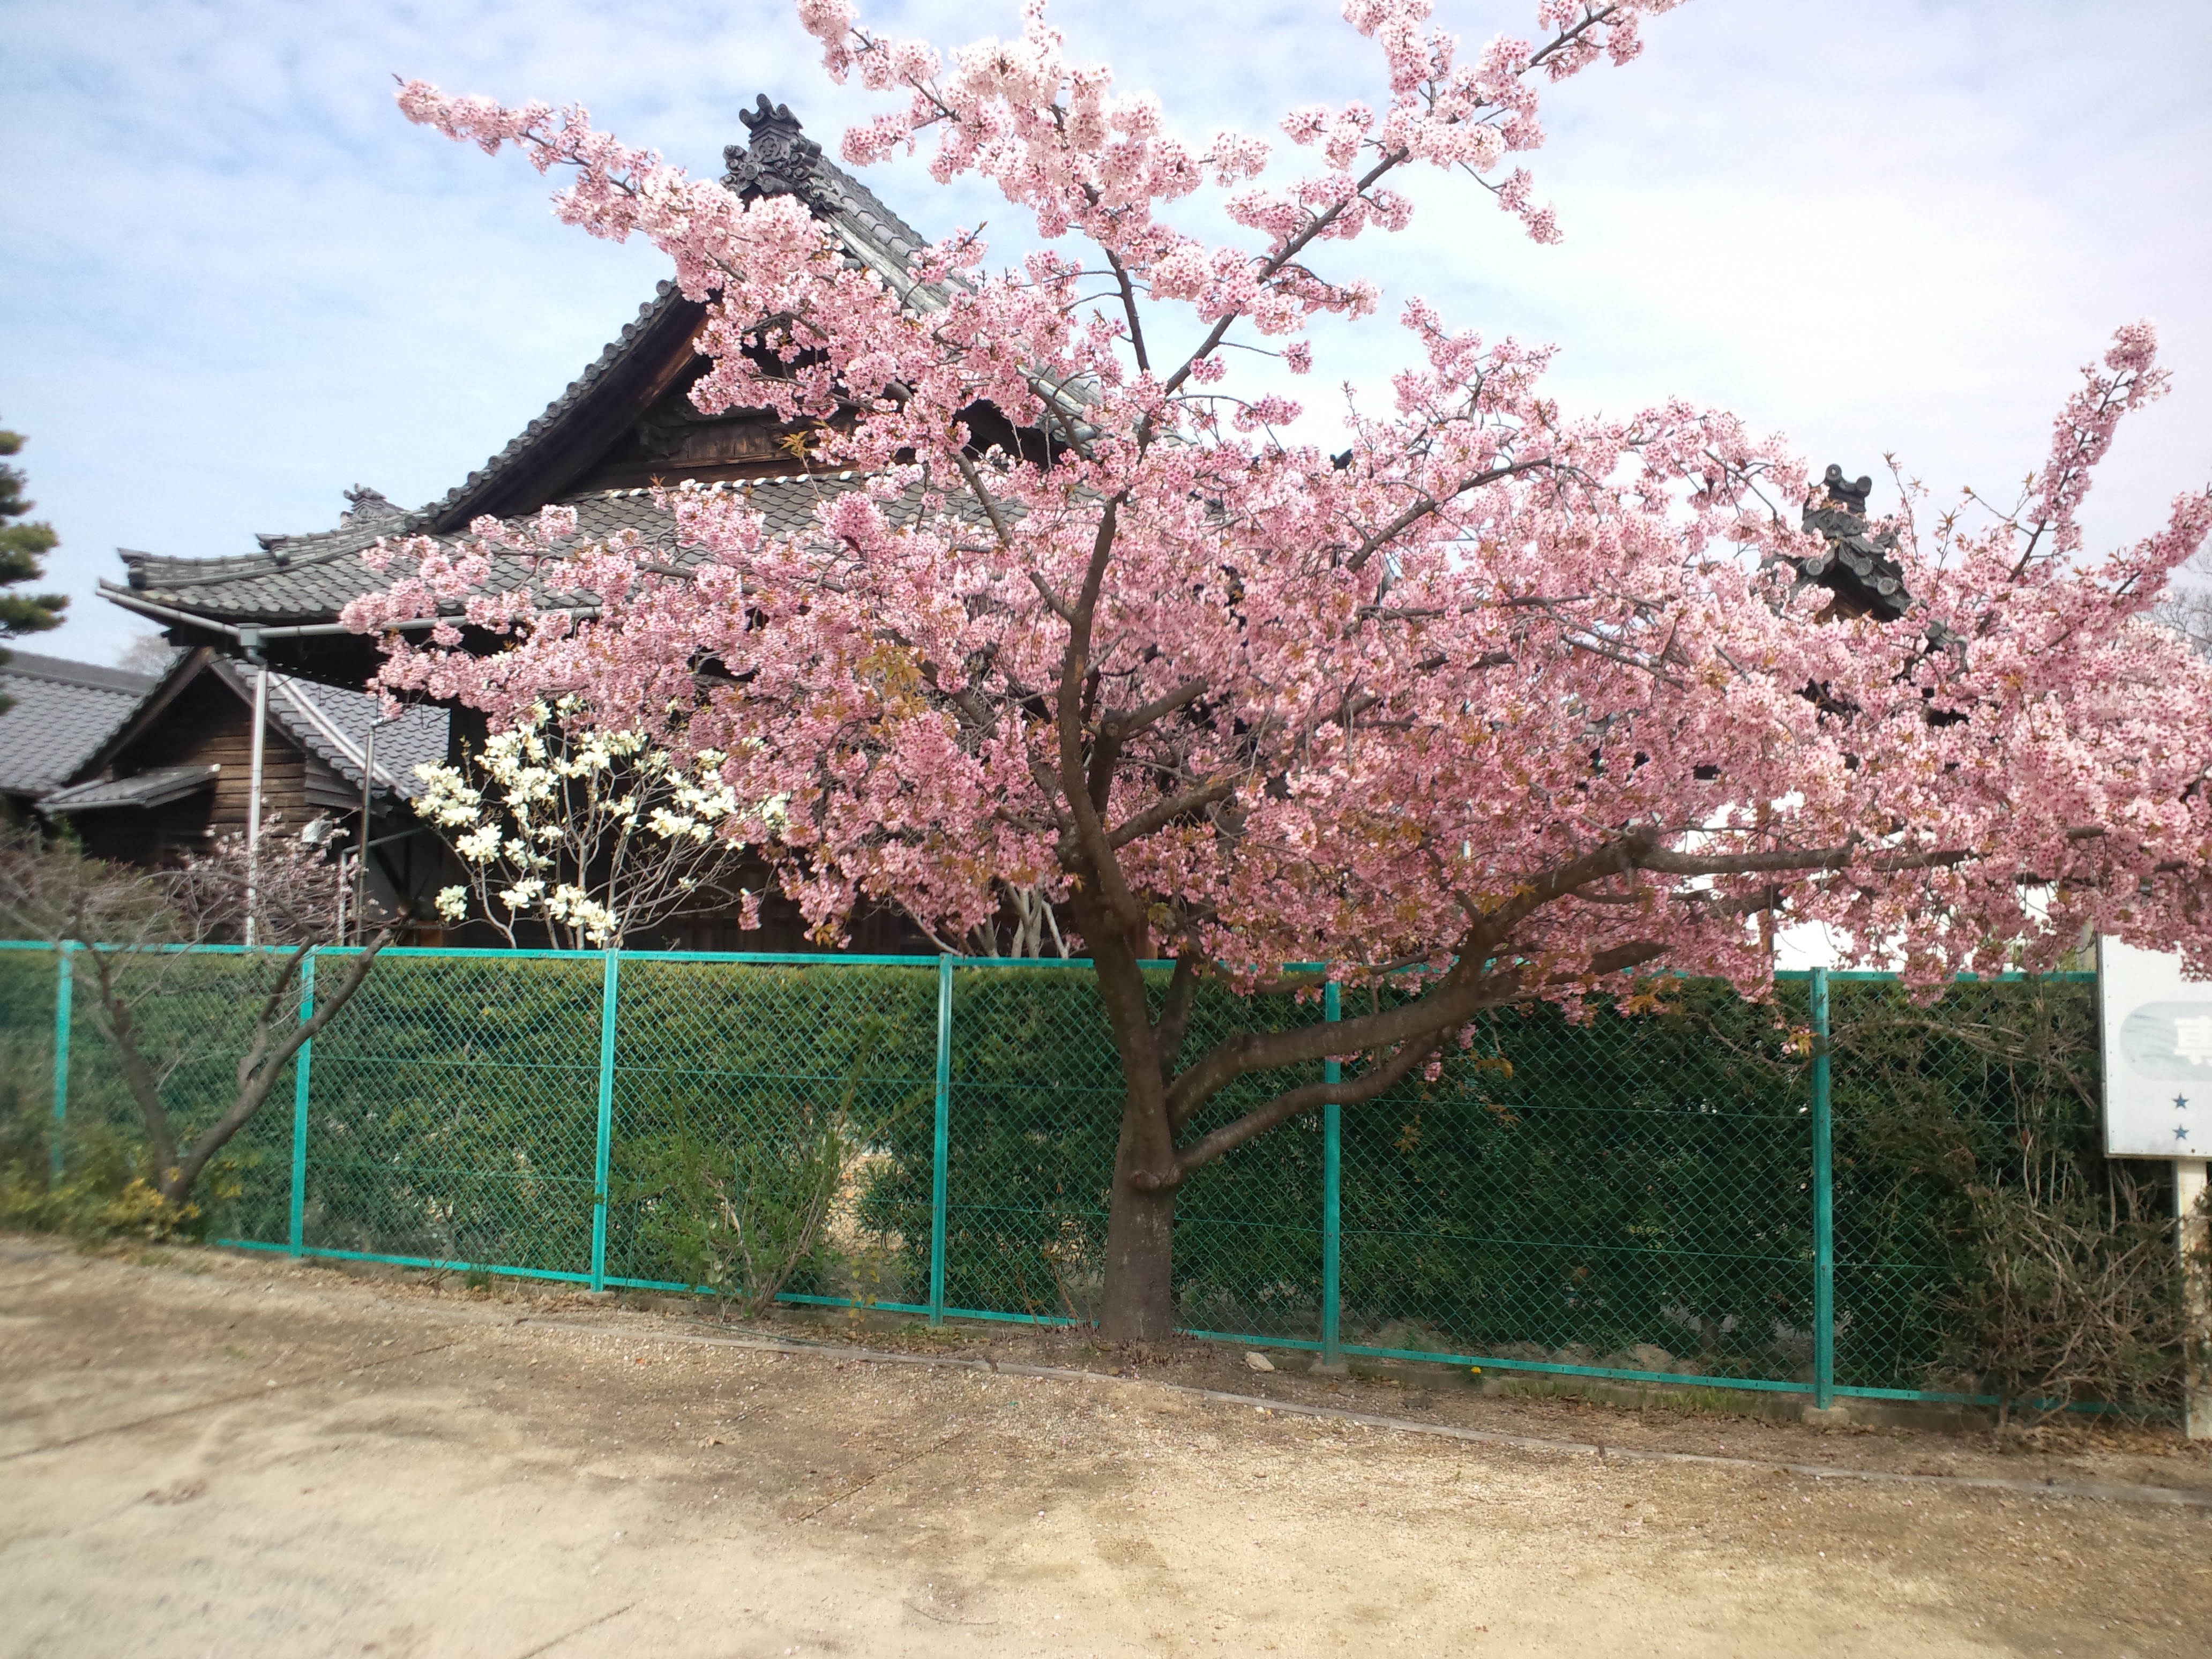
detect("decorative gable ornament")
[722,95,827,206]
[1791,462,1911,621]
[340,485,409,529]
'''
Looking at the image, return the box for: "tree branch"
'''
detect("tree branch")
[166,931,398,1205]
[1110,777,1238,849]
[1163,828,1657,1119]
[1056,492,1145,930]
[1152,1031,1445,1187]
[1102,676,1208,740]
[1152,950,1202,1085]
[1343,458,1559,572]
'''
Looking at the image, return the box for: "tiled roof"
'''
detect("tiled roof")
[0,651,160,798]
[417,282,695,534]
[178,102,942,572]
[108,472,871,628]
[271,675,449,800]
[1792,465,1914,623]
[41,764,219,813]
[96,102,1064,646]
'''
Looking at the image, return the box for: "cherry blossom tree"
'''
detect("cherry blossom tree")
[350,0,2212,1339]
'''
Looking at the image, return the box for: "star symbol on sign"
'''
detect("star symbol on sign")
[2178,1094,2192,1111]
[2178,1125,2193,1144]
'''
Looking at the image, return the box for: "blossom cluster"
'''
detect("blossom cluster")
[356,0,2212,1009]
[413,699,754,949]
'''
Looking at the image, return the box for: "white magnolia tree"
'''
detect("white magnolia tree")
[416,698,764,948]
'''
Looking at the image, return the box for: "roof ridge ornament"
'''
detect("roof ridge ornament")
[722,94,826,207]
[1791,461,1910,622]
[340,484,408,528]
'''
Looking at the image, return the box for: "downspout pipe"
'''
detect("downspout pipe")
[243,627,268,948]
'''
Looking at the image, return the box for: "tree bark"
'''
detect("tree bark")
[1099,1129,1179,1341]
[1073,890,1187,1341]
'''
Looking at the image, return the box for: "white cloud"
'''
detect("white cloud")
[3,0,2205,668]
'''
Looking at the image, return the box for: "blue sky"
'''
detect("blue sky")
[3,0,2206,666]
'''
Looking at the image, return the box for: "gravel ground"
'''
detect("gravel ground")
[3,1235,2209,1657]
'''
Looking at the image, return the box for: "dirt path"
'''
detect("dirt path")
[2,1237,2208,1657]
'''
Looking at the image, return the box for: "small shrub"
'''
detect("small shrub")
[1937,1178,2191,1422]
[0,1115,206,1242]
[622,1107,846,1320]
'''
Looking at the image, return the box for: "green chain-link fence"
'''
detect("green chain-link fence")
[0,940,2137,1406]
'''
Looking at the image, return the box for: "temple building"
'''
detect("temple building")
[88,100,962,952]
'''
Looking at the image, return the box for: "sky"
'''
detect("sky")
[2,0,2207,667]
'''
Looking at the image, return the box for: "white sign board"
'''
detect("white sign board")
[2098,937,2212,1158]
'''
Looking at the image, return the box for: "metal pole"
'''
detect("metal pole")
[50,943,74,1184]
[589,950,621,1291]
[356,720,378,945]
[290,951,316,1255]
[333,848,349,946]
[2178,1156,2210,1440]
[1810,966,1836,1410]
[1321,978,1343,1371]
[245,661,269,947]
[930,954,953,1326]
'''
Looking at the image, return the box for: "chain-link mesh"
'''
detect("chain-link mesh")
[933,966,1118,1322]
[1824,975,2111,1393]
[1333,982,1815,1380]
[607,958,936,1301]
[11,937,2146,1403]
[1165,981,1331,1339]
[925,968,1327,1332]
[0,947,57,1177]
[63,948,294,1242]
[301,954,603,1271]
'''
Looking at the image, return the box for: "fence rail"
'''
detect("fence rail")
[0,940,2112,1409]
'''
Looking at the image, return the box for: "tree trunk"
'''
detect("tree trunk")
[1078,907,1185,1342]
[1098,1110,1179,1341]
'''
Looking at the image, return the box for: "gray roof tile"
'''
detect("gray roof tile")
[41,764,220,813]
[195,657,449,802]
[109,473,871,628]
[0,651,160,797]
[267,674,449,801]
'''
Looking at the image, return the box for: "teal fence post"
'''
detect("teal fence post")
[929,954,953,1326]
[1321,977,1343,1370]
[50,943,75,1184]
[1810,965,1835,1409]
[589,950,621,1292]
[289,950,315,1255]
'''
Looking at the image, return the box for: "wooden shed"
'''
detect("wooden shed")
[41,646,449,918]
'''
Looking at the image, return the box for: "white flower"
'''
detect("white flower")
[434,886,470,923]
[544,884,619,945]
[498,877,545,912]
[414,703,748,949]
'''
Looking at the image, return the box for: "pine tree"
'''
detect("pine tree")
[0,422,69,714]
